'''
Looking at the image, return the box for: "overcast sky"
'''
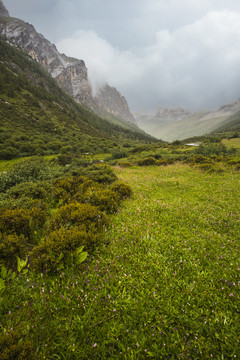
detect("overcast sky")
[4,0,240,112]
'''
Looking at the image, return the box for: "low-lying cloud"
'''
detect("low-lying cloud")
[5,0,240,112]
[57,9,240,112]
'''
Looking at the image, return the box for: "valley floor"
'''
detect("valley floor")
[1,164,240,359]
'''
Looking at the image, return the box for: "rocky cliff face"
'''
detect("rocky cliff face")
[0,1,135,124]
[0,0,9,17]
[95,84,136,124]
[0,15,95,109]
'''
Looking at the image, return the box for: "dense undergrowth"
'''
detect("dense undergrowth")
[0,141,240,359]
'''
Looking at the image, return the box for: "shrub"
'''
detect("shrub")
[0,207,46,240]
[0,208,31,239]
[158,158,174,166]
[0,332,38,360]
[137,157,158,166]
[110,150,129,160]
[0,158,61,193]
[86,189,120,214]
[49,202,108,232]
[186,155,213,165]
[110,181,133,200]
[57,153,74,166]
[31,227,100,270]
[194,143,229,156]
[0,233,27,267]
[87,165,117,184]
[7,181,50,200]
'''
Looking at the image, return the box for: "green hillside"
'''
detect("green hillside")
[0,39,155,160]
[212,111,240,133]
[151,111,231,141]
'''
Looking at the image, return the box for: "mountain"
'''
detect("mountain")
[0,1,135,124]
[134,107,191,135]
[95,84,136,125]
[0,39,155,160]
[136,99,240,142]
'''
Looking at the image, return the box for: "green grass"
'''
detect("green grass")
[1,163,240,359]
[222,138,240,149]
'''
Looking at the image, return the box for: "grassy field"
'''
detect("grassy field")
[1,162,240,359]
[222,138,240,149]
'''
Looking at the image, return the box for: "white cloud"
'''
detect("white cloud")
[57,9,240,111]
[5,0,240,111]
[57,30,143,95]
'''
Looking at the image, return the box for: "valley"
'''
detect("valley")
[0,0,240,358]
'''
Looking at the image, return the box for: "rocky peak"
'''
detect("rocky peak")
[0,16,95,109]
[95,84,136,124]
[156,107,191,121]
[0,0,9,17]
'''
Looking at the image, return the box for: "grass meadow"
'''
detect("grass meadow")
[1,162,240,359]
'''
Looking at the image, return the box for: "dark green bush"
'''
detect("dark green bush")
[86,189,119,213]
[31,227,100,270]
[110,181,133,200]
[0,207,46,240]
[0,332,38,360]
[0,233,27,267]
[110,150,129,160]
[0,158,61,193]
[49,202,108,232]
[194,143,230,156]
[7,181,50,200]
[87,165,117,184]
[186,155,213,165]
[0,208,31,239]
[158,158,174,166]
[137,157,158,166]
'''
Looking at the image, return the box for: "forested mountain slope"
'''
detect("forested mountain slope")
[0,40,155,159]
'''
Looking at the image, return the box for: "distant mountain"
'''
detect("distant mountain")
[134,107,191,135]
[0,39,155,159]
[212,110,240,133]
[136,99,240,141]
[0,0,135,125]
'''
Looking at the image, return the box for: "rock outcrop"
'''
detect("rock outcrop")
[95,84,136,124]
[0,0,9,17]
[0,1,135,123]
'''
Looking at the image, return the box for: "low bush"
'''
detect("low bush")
[49,202,108,232]
[86,189,119,213]
[0,208,31,239]
[87,165,117,184]
[110,150,129,160]
[0,157,61,193]
[0,233,27,267]
[6,181,51,200]
[137,157,158,166]
[158,158,174,166]
[0,331,38,360]
[110,181,133,200]
[31,227,100,270]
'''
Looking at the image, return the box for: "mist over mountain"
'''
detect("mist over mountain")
[0,0,135,125]
[135,99,240,141]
